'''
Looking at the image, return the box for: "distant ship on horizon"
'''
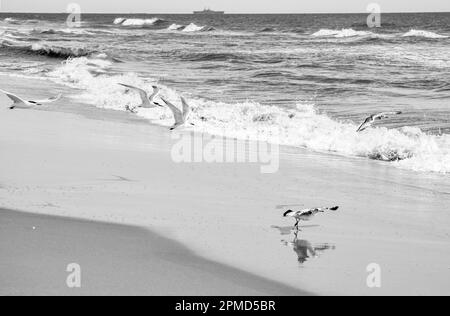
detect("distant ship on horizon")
[193,8,225,15]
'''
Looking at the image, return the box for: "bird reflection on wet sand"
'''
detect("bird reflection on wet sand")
[272,226,336,264]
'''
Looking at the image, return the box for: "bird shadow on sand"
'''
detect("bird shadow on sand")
[271,226,336,265]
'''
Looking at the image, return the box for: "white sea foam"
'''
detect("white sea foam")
[182,23,206,32]
[4,18,19,24]
[168,24,185,31]
[113,18,126,25]
[47,57,450,174]
[115,18,162,27]
[402,29,449,39]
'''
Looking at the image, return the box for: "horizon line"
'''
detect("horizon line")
[1,11,450,15]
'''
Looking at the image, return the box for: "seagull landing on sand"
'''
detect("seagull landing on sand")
[1,89,62,110]
[160,96,194,130]
[283,206,339,230]
[357,111,403,132]
[118,83,163,113]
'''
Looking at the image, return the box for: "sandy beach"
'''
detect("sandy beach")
[1,76,449,296]
[0,208,305,296]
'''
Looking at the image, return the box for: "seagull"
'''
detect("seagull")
[118,83,163,113]
[283,206,339,230]
[357,111,403,132]
[160,96,193,130]
[1,89,62,109]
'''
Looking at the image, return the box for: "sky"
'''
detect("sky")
[1,0,449,14]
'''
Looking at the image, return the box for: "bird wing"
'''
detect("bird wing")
[33,93,62,104]
[312,206,339,212]
[180,96,191,120]
[149,86,160,102]
[356,116,373,132]
[119,83,148,104]
[1,90,28,105]
[294,209,312,216]
[301,210,316,216]
[160,97,183,124]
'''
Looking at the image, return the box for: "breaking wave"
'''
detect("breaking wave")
[3,18,19,24]
[113,17,164,27]
[0,41,93,58]
[113,18,126,25]
[30,43,92,58]
[311,28,449,41]
[46,57,450,174]
[164,23,214,32]
[402,29,449,39]
[182,23,213,32]
[167,24,185,31]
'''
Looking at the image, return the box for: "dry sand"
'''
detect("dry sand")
[0,76,449,295]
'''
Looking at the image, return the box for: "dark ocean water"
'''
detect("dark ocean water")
[0,13,449,172]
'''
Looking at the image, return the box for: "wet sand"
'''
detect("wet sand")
[0,209,307,296]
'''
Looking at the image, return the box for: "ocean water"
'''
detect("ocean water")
[0,13,449,173]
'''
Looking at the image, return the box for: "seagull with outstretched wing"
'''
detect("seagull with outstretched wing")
[283,206,339,230]
[357,111,403,132]
[160,96,193,130]
[118,83,163,113]
[1,89,62,109]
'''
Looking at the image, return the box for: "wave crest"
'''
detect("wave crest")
[113,17,164,27]
[0,40,93,58]
[32,43,93,58]
[167,24,185,31]
[37,28,94,36]
[402,29,448,39]
[182,23,213,32]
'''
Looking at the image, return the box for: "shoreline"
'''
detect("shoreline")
[1,76,449,295]
[0,208,308,296]
[1,74,448,178]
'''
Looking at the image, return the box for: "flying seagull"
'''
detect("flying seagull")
[160,96,193,130]
[118,83,163,113]
[357,111,403,132]
[283,206,339,230]
[1,89,62,109]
